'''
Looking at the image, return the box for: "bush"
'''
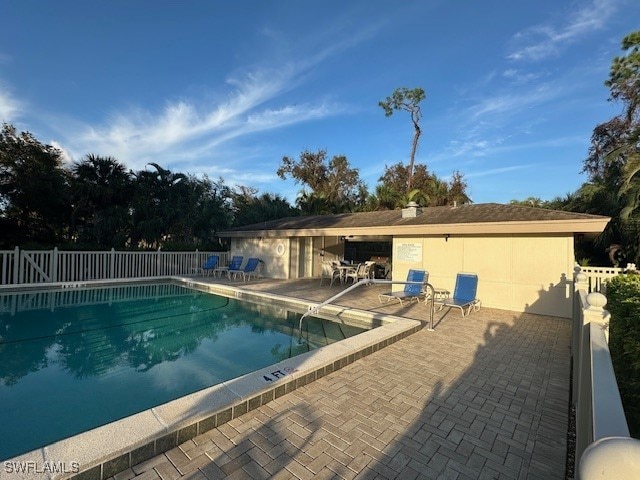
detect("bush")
[605,274,640,438]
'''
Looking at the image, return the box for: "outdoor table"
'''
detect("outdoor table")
[431,287,450,300]
[335,265,357,284]
[212,266,229,278]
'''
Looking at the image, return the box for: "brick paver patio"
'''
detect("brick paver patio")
[113,278,571,479]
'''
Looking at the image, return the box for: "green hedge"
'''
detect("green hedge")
[605,274,640,438]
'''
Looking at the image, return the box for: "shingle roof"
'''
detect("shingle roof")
[220,203,610,237]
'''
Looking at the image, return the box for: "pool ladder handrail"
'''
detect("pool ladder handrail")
[298,279,436,342]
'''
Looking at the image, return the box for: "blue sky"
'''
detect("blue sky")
[1,0,638,205]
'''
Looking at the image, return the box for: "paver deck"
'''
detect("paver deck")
[114,278,571,480]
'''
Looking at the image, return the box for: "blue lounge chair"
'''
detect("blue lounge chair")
[434,272,481,316]
[200,255,219,276]
[378,269,428,306]
[229,257,261,281]
[213,255,243,278]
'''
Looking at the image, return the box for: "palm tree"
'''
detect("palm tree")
[71,154,132,247]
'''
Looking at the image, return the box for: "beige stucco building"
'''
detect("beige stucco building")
[218,203,610,318]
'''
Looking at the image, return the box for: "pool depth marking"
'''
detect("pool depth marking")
[263,366,298,382]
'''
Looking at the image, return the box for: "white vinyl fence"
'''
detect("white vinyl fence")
[0,282,196,315]
[0,248,230,285]
[572,268,640,479]
[576,265,627,293]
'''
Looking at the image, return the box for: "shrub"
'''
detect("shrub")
[606,274,640,438]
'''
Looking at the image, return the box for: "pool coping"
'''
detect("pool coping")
[1,277,422,480]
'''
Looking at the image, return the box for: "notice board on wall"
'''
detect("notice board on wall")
[396,242,422,262]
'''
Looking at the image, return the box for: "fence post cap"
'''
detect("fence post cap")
[575,272,588,284]
[586,291,607,310]
[580,436,640,479]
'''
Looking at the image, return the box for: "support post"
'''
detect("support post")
[12,246,19,285]
[51,247,58,283]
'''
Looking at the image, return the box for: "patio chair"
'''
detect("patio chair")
[214,255,243,278]
[229,257,261,281]
[378,269,428,306]
[434,272,481,316]
[320,261,341,287]
[199,255,219,276]
[346,261,375,284]
[344,263,363,284]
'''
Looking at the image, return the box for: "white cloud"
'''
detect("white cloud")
[440,139,495,159]
[468,84,557,120]
[66,65,347,172]
[59,18,370,173]
[502,68,546,84]
[0,87,20,123]
[465,164,534,179]
[50,141,74,166]
[507,0,618,62]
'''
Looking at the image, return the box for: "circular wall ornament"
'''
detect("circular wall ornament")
[275,243,285,256]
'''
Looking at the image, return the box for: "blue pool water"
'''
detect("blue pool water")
[0,283,367,460]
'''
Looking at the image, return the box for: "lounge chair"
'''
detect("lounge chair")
[378,269,428,305]
[434,272,481,316]
[320,261,341,287]
[214,255,244,278]
[199,255,219,276]
[229,257,261,281]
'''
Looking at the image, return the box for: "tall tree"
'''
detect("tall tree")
[129,164,231,249]
[582,30,640,261]
[379,87,426,191]
[447,171,471,205]
[70,154,133,248]
[170,175,231,249]
[509,197,545,208]
[231,187,297,227]
[371,162,470,209]
[0,123,71,247]
[277,149,366,214]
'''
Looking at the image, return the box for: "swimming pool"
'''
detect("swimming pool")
[0,282,369,460]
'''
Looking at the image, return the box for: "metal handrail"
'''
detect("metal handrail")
[298,279,436,342]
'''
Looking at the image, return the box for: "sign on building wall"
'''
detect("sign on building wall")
[396,242,423,262]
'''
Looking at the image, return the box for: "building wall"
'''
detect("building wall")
[231,237,291,279]
[232,236,344,280]
[392,234,575,318]
[232,233,575,317]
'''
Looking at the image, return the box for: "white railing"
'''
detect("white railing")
[576,264,628,293]
[0,248,230,286]
[572,270,640,479]
[298,279,436,336]
[0,283,195,315]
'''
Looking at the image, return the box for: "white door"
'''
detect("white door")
[298,237,313,278]
[305,237,313,276]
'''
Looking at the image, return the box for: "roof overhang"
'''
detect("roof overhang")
[219,217,611,238]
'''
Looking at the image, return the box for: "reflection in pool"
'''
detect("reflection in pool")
[0,283,368,460]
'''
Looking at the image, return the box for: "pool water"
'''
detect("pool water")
[0,283,368,460]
